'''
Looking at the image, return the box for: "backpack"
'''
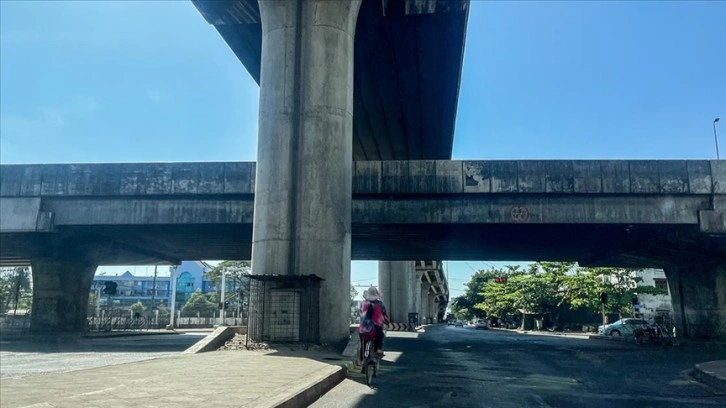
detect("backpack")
[359,301,377,339]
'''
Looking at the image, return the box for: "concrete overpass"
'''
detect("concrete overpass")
[192,0,468,160]
[3,160,724,263]
[2,160,724,337]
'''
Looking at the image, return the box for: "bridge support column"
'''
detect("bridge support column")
[428,293,438,324]
[419,283,430,324]
[378,261,417,324]
[253,0,361,345]
[29,259,97,332]
[664,262,726,339]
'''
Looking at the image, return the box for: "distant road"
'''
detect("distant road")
[0,331,209,379]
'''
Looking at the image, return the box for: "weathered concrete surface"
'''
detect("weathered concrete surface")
[378,261,418,323]
[252,0,361,345]
[665,263,726,338]
[0,197,47,232]
[183,326,247,354]
[693,360,726,392]
[0,350,346,408]
[2,160,721,198]
[1,160,723,263]
[29,259,97,332]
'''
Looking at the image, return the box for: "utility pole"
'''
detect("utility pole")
[714,118,721,160]
[169,265,178,328]
[150,265,158,312]
[219,267,227,326]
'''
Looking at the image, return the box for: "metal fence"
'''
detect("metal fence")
[247,275,321,344]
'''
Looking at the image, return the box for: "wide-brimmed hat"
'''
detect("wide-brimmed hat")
[363,286,381,301]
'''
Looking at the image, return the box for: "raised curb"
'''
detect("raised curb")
[183,325,246,353]
[270,365,346,408]
[692,361,726,393]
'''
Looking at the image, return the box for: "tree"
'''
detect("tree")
[205,261,251,288]
[181,289,217,317]
[205,261,251,315]
[453,266,519,320]
[350,285,359,324]
[0,267,32,314]
[156,301,170,318]
[130,301,146,318]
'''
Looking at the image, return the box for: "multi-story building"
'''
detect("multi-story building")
[633,268,672,322]
[91,261,215,310]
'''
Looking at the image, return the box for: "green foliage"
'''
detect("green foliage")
[130,301,146,316]
[458,262,667,328]
[596,267,667,318]
[205,261,251,288]
[156,301,170,317]
[181,288,217,317]
[204,261,251,314]
[0,267,32,313]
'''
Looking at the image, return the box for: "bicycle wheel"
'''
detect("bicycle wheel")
[364,341,375,386]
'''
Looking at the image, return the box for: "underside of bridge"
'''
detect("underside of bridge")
[2,222,724,267]
[192,0,468,160]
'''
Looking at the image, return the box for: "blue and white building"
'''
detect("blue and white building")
[92,261,215,310]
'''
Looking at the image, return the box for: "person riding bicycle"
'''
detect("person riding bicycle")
[359,286,389,357]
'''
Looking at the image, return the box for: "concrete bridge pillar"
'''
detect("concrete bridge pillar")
[419,282,430,324]
[30,259,97,332]
[428,293,438,324]
[253,0,361,345]
[378,261,417,324]
[664,262,726,339]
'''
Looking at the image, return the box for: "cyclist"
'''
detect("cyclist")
[359,286,389,357]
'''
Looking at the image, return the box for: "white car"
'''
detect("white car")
[475,319,488,329]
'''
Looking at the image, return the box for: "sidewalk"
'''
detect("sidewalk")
[0,349,347,408]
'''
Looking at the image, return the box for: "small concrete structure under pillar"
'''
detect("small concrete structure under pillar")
[30,259,97,332]
[251,0,362,345]
[664,262,726,339]
[378,261,417,324]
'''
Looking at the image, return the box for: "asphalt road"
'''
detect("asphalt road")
[0,330,209,379]
[312,325,726,408]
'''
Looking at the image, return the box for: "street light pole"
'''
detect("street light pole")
[714,118,721,160]
[219,268,227,326]
[169,265,178,328]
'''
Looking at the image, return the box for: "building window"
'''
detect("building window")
[654,278,668,293]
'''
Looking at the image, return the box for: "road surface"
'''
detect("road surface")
[313,325,726,408]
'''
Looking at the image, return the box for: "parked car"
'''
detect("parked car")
[475,319,488,330]
[454,320,464,327]
[598,318,650,336]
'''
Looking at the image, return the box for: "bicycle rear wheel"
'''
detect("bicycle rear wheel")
[364,341,375,386]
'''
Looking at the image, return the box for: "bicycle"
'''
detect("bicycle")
[634,323,670,345]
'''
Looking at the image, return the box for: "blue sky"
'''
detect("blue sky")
[2,1,724,299]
